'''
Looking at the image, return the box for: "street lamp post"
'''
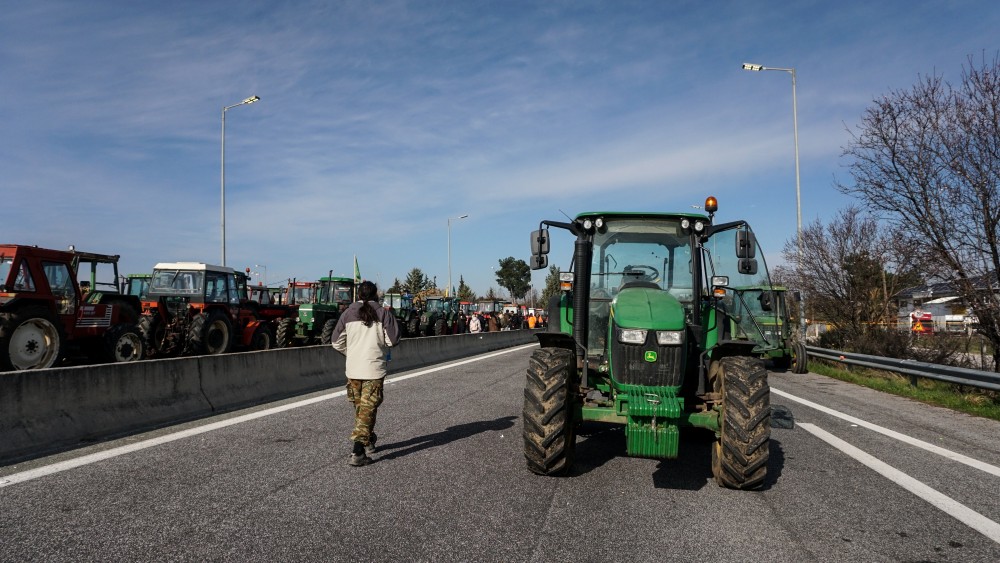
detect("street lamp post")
[742,62,805,338]
[447,214,469,298]
[221,95,260,267]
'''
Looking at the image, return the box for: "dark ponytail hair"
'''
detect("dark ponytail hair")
[357,281,379,327]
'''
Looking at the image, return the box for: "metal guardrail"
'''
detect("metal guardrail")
[806,346,1000,392]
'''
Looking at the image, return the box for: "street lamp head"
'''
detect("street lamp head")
[243,95,260,105]
[742,63,763,71]
[458,214,469,219]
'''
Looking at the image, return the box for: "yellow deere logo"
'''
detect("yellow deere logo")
[644,351,657,362]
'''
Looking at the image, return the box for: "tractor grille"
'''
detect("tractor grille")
[611,333,684,387]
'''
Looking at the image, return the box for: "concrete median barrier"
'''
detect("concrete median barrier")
[0,329,538,465]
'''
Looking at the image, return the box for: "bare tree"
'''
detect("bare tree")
[782,206,920,343]
[839,54,1000,369]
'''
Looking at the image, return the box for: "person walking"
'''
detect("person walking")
[331,281,401,466]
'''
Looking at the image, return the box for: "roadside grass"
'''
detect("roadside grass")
[810,360,1000,422]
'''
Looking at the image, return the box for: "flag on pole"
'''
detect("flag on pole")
[354,255,361,284]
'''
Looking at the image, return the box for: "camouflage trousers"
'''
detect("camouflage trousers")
[346,378,384,445]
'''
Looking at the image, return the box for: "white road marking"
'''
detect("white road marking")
[773,387,1000,478]
[0,344,537,488]
[799,423,1000,544]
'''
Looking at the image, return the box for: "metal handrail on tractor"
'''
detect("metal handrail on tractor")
[805,346,1000,392]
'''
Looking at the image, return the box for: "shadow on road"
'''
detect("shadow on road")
[375,416,517,461]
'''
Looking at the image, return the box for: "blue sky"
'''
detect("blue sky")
[3,1,999,298]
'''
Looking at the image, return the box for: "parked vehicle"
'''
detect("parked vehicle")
[138,262,292,357]
[418,295,464,336]
[275,276,354,347]
[122,273,152,301]
[730,285,807,373]
[0,245,143,370]
[384,292,419,337]
[525,196,777,489]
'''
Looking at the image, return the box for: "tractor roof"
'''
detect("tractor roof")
[575,211,709,220]
[321,276,354,283]
[152,262,234,274]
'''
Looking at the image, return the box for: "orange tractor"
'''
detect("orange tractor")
[138,262,297,357]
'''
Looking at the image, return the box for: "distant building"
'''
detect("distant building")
[896,274,997,333]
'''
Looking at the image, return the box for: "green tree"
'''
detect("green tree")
[403,268,433,294]
[539,265,561,308]
[484,287,500,300]
[495,257,531,302]
[386,277,402,293]
[840,55,1000,369]
[457,276,476,302]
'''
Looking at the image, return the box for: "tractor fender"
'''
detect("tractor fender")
[239,319,264,347]
[536,331,575,351]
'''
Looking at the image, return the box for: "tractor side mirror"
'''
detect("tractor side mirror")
[736,230,756,258]
[738,258,758,275]
[759,291,773,312]
[530,255,548,270]
[530,229,550,255]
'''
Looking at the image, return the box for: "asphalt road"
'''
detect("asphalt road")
[2,345,1000,562]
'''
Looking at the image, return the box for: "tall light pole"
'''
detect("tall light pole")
[742,62,806,338]
[447,214,469,297]
[221,95,260,267]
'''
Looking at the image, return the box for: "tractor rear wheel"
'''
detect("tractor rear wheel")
[188,311,233,355]
[320,318,338,345]
[104,324,144,362]
[523,347,577,476]
[0,306,64,370]
[433,318,446,336]
[250,323,275,351]
[792,341,809,374]
[138,314,167,357]
[711,356,770,490]
[276,318,296,348]
[407,316,420,338]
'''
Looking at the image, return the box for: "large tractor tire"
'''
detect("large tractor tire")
[275,318,296,348]
[188,311,233,355]
[792,341,809,374]
[433,318,446,336]
[523,347,577,476]
[710,356,770,490]
[138,314,167,357]
[250,323,275,351]
[104,324,144,362]
[407,316,420,338]
[0,306,64,371]
[320,318,338,345]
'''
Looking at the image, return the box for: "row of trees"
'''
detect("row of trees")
[384,256,543,305]
[782,54,1000,371]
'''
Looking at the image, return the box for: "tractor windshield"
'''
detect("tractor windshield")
[704,227,779,352]
[587,217,695,355]
[150,269,204,295]
[292,285,316,303]
[425,299,444,313]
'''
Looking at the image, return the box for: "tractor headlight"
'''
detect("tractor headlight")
[619,329,647,344]
[656,330,683,345]
[681,218,690,229]
[693,220,705,233]
[583,218,594,231]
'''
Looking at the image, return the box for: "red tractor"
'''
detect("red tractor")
[138,262,296,357]
[0,244,144,370]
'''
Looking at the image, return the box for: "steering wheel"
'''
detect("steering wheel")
[623,265,660,281]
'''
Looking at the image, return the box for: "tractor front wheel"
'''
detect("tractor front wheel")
[0,306,64,370]
[523,347,577,476]
[320,318,338,345]
[104,324,144,362]
[250,324,275,351]
[711,356,770,490]
[188,311,233,355]
[276,318,296,348]
[433,318,446,337]
[792,341,809,374]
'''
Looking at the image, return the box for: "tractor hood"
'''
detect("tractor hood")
[612,287,685,330]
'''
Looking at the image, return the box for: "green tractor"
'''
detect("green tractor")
[276,275,355,347]
[418,295,464,336]
[384,292,419,337]
[122,273,152,300]
[524,197,780,489]
[731,285,808,373]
